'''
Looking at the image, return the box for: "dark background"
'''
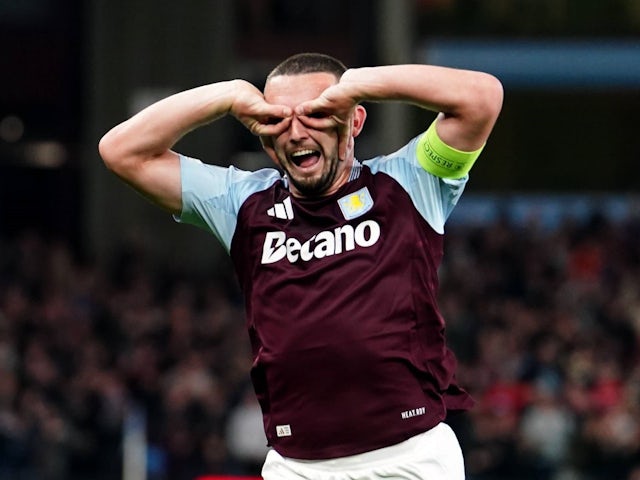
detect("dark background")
[1,3,639,480]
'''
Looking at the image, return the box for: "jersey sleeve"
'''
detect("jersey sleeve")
[174,155,281,252]
[363,135,468,234]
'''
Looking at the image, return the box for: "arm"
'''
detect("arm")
[98,79,292,214]
[296,64,503,155]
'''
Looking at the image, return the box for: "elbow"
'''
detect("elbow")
[98,129,119,172]
[476,73,504,124]
[98,126,133,177]
[455,73,503,141]
[444,73,504,149]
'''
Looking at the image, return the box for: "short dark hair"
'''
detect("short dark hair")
[266,53,347,82]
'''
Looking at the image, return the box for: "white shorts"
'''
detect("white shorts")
[261,423,465,480]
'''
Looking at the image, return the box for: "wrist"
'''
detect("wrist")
[338,68,369,103]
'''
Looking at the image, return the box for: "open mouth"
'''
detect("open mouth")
[290,149,321,168]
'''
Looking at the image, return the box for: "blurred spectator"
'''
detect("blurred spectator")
[225,386,269,475]
[517,378,577,479]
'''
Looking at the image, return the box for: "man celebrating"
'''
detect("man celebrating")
[99,53,503,479]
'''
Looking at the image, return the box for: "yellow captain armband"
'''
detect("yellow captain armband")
[416,121,484,179]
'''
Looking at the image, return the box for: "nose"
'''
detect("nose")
[288,115,308,142]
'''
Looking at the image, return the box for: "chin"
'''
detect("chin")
[291,177,330,197]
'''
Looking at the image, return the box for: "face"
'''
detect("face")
[263,72,347,198]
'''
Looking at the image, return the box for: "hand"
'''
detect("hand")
[229,80,292,137]
[294,83,360,161]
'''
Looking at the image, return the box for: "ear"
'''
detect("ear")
[260,136,281,166]
[351,105,367,138]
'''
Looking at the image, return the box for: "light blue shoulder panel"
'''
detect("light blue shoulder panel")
[363,135,468,234]
[174,155,281,252]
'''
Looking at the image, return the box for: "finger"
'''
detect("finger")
[297,114,339,131]
[294,98,330,117]
[270,105,293,118]
[256,104,292,122]
[338,122,353,161]
[253,116,291,136]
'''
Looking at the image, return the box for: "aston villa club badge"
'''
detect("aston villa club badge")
[338,187,374,220]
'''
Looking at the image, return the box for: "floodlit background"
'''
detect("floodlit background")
[0,1,639,479]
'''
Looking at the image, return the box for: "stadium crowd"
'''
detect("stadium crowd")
[0,203,639,480]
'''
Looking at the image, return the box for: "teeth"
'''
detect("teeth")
[291,149,315,157]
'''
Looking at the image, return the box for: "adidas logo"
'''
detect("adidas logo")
[267,196,294,220]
